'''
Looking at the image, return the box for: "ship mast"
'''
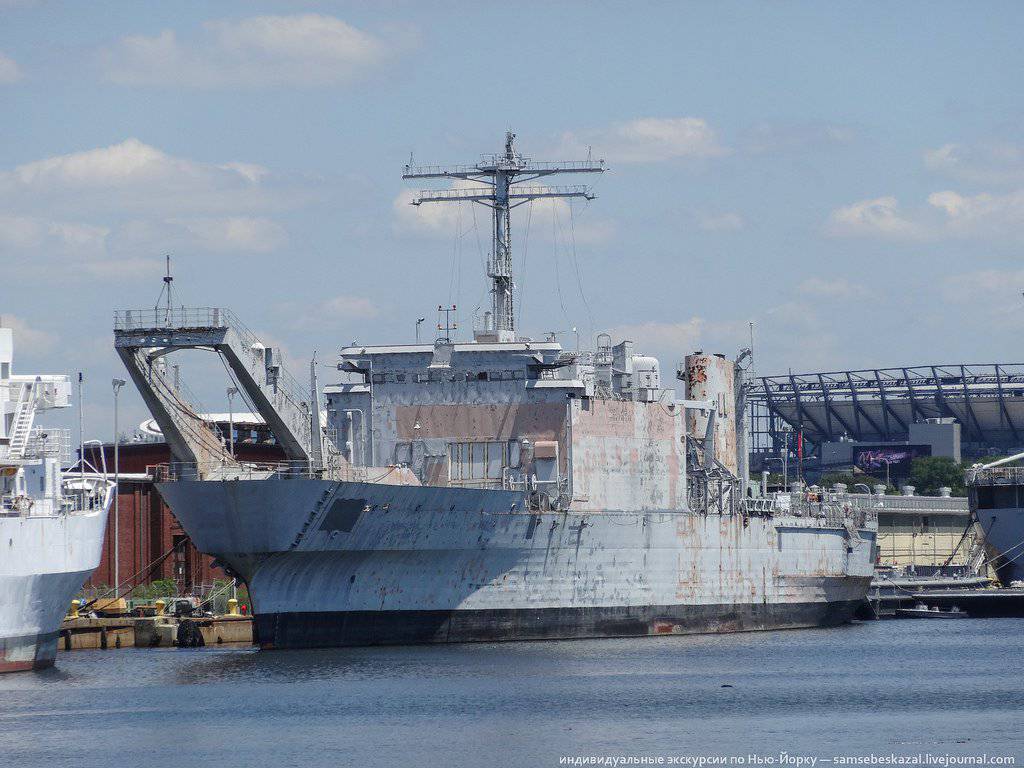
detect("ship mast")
[403,132,605,341]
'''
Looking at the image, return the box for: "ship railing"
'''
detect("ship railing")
[0,494,32,516]
[114,307,228,332]
[114,306,311,421]
[967,466,1024,486]
[0,485,109,517]
[845,493,966,514]
[21,427,71,464]
[150,460,392,484]
[741,492,877,528]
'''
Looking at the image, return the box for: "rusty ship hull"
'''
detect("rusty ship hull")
[157,478,875,649]
[119,134,877,653]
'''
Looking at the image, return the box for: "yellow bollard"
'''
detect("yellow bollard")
[68,599,80,619]
[154,599,165,616]
[227,598,239,617]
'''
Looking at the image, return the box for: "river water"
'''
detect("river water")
[1,619,1021,768]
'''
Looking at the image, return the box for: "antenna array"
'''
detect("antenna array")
[403,132,605,341]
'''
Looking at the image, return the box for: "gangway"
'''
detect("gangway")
[114,307,334,475]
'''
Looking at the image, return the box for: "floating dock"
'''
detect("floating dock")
[59,614,253,650]
[909,588,1024,618]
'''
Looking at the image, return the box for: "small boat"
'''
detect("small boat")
[895,603,970,619]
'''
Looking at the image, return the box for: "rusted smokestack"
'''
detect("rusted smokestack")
[683,352,738,476]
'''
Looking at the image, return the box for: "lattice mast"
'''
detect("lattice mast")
[403,132,605,341]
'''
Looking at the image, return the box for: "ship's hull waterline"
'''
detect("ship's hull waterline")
[157,478,876,650]
[0,509,108,672]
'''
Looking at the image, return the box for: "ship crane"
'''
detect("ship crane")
[403,132,605,341]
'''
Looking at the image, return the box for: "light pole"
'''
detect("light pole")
[226,387,239,456]
[415,317,426,343]
[781,426,793,490]
[111,378,126,591]
[226,383,239,604]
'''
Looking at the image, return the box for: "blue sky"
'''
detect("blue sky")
[2,1,1024,438]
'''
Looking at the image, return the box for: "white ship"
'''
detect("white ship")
[0,327,114,672]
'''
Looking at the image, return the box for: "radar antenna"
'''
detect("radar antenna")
[403,132,605,341]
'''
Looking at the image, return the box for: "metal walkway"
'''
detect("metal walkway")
[114,307,330,474]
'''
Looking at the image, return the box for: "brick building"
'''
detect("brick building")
[79,418,283,594]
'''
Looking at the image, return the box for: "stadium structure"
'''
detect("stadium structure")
[748,364,1024,467]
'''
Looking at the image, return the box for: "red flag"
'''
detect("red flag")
[797,430,803,459]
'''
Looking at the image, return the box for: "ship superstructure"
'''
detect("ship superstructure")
[116,134,877,649]
[0,328,114,671]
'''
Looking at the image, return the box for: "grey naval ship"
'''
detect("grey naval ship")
[967,454,1024,585]
[114,134,877,649]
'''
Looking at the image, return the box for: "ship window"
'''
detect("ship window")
[372,373,385,384]
[487,446,503,478]
[470,442,485,478]
[477,372,488,381]
[448,441,510,488]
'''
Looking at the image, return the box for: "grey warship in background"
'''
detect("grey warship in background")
[967,453,1024,585]
[114,134,877,649]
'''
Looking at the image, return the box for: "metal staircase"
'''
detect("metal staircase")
[7,380,37,460]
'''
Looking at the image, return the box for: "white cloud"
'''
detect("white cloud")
[560,117,727,163]
[105,216,289,255]
[320,295,379,319]
[1,212,288,277]
[175,217,287,253]
[0,52,21,84]
[796,277,870,300]
[926,189,1024,240]
[942,270,1024,303]
[279,294,380,331]
[0,138,293,215]
[0,315,57,355]
[100,14,400,88]
[826,189,1024,243]
[941,268,1024,330]
[823,196,927,240]
[696,211,744,232]
[0,213,109,256]
[925,142,1024,186]
[0,140,300,271]
[607,318,705,361]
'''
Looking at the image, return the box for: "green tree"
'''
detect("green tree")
[908,456,966,496]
